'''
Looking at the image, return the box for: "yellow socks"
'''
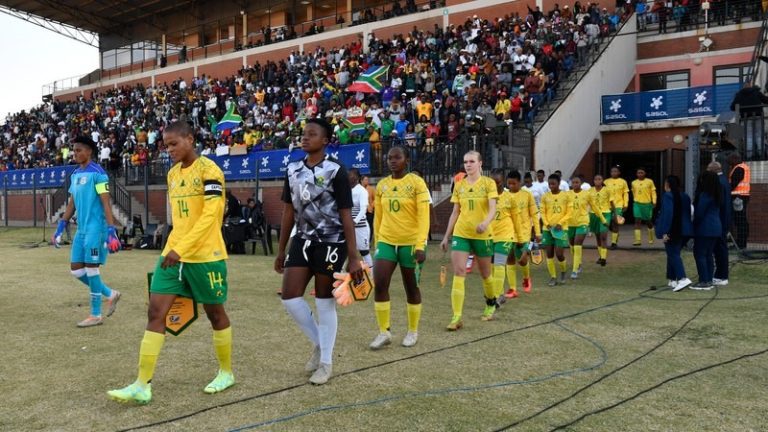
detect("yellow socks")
[520,262,530,279]
[406,303,422,333]
[212,327,233,374]
[546,258,557,278]
[572,245,583,273]
[374,301,391,333]
[506,264,517,292]
[482,277,496,300]
[648,227,655,243]
[493,265,507,297]
[599,247,608,260]
[451,276,465,318]
[138,330,165,386]
[558,259,567,273]
[611,232,619,245]
[634,229,642,244]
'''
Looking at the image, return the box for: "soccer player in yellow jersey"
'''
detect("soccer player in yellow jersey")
[540,174,572,286]
[604,166,629,249]
[108,122,233,405]
[369,147,431,350]
[588,174,615,266]
[489,169,524,304]
[440,151,498,329]
[568,176,606,279]
[631,167,657,246]
[505,170,541,296]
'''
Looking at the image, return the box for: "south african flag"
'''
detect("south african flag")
[347,66,388,94]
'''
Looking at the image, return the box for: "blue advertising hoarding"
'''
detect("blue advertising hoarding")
[1,143,371,190]
[601,83,741,124]
[0,165,76,190]
[209,142,371,181]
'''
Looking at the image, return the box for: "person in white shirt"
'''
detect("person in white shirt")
[349,168,373,269]
[560,179,570,191]
[531,170,550,207]
[99,144,111,166]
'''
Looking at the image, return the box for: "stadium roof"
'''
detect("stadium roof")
[0,0,201,47]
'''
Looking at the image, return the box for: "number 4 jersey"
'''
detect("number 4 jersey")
[163,156,228,263]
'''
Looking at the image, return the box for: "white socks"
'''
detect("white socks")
[315,298,338,365]
[282,298,319,346]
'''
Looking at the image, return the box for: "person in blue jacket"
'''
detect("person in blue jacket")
[707,161,732,286]
[656,175,693,292]
[692,171,723,290]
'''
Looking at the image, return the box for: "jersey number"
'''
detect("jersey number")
[552,205,562,214]
[178,199,189,218]
[468,199,475,211]
[325,247,339,264]
[495,210,501,221]
[389,199,401,213]
[207,271,224,291]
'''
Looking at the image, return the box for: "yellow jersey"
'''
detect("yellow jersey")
[541,191,573,230]
[569,190,605,227]
[589,186,614,214]
[491,190,523,243]
[163,156,228,263]
[509,188,540,240]
[374,173,431,250]
[451,176,498,240]
[604,177,629,208]
[631,178,657,205]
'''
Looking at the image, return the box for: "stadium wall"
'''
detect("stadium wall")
[636,23,761,60]
[533,16,637,177]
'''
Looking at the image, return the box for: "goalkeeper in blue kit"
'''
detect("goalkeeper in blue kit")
[53,136,122,327]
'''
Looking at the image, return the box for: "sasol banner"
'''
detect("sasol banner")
[209,142,371,181]
[601,83,741,124]
[0,165,76,190]
[0,143,371,190]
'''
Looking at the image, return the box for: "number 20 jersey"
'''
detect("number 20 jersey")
[282,155,353,243]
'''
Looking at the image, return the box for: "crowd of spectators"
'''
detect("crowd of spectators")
[1,2,632,174]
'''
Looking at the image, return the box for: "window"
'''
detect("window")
[714,64,752,85]
[639,70,690,91]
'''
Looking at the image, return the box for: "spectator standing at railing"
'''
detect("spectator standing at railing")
[636,0,648,30]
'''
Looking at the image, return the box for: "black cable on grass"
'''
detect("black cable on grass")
[548,347,768,431]
[492,288,720,432]
[119,257,765,432]
[228,321,608,432]
[116,292,650,432]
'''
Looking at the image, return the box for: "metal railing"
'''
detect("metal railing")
[109,176,133,220]
[637,0,764,33]
[748,14,768,88]
[733,104,768,161]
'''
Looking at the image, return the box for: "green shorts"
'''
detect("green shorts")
[375,242,417,269]
[542,229,569,248]
[451,236,493,257]
[589,213,611,234]
[568,225,589,240]
[493,241,514,264]
[513,242,531,260]
[633,202,654,221]
[150,256,228,304]
[493,241,514,255]
[614,208,624,217]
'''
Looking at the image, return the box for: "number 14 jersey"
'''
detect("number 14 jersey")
[164,156,228,263]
